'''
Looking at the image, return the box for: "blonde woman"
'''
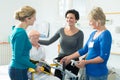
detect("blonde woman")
[61,7,112,80]
[8,6,40,80]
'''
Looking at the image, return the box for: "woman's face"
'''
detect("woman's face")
[27,14,36,26]
[66,13,77,26]
[89,19,98,29]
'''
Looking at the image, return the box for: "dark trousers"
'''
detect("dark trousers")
[8,67,28,80]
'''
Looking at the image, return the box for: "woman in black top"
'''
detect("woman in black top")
[38,9,84,80]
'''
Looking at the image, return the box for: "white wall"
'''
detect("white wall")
[0,0,120,71]
[0,0,61,41]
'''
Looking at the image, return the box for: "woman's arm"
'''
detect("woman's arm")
[38,29,60,45]
[60,51,80,65]
[77,30,84,50]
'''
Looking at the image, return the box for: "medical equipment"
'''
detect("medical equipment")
[28,61,53,80]
[51,59,79,80]
[28,59,82,80]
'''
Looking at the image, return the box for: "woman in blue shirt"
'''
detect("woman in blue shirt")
[60,7,112,80]
[9,6,40,80]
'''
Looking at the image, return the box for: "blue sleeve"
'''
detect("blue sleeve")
[99,31,112,61]
[14,32,36,69]
[78,44,88,56]
[78,31,95,56]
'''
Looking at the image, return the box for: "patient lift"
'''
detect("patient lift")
[28,59,85,80]
[51,59,79,80]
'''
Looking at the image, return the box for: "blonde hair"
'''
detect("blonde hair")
[15,6,36,21]
[28,30,40,38]
[88,7,106,26]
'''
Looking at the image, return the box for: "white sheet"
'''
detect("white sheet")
[0,65,10,80]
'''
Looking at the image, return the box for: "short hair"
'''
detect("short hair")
[15,6,36,21]
[65,9,80,20]
[88,7,106,26]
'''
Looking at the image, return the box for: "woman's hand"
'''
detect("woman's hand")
[60,56,71,65]
[75,60,86,68]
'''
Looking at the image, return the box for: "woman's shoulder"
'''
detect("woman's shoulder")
[78,29,84,34]
[75,29,84,36]
[101,29,112,37]
[104,29,111,33]
[59,27,64,31]
[12,28,26,37]
[57,27,64,33]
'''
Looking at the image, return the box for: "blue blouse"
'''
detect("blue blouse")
[78,30,112,76]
